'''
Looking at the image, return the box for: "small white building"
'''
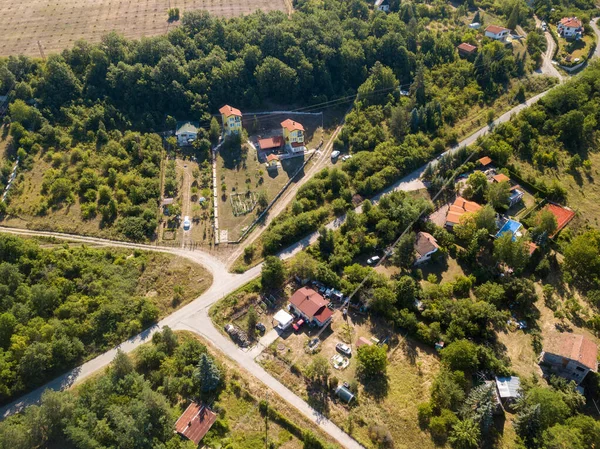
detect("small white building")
[175,121,199,146]
[558,17,583,39]
[414,232,440,265]
[273,309,294,331]
[485,25,510,42]
[374,0,389,12]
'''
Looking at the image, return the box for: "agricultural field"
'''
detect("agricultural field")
[0,0,288,57]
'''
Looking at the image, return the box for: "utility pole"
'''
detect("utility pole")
[37,41,46,60]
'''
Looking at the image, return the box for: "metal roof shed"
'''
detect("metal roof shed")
[335,385,355,403]
[495,376,521,400]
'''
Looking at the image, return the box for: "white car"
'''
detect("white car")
[183,216,191,231]
[367,255,380,265]
[341,154,353,162]
[331,150,340,160]
[336,342,352,356]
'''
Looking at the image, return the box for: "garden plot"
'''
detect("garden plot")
[230,191,257,216]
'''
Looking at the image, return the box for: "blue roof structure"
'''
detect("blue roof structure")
[495,219,522,241]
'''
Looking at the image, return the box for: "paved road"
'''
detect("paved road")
[591,18,600,59]
[3,20,600,443]
[0,227,364,448]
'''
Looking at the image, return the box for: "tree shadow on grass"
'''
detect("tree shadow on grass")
[361,375,389,401]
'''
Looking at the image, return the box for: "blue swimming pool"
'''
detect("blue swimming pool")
[495,219,522,240]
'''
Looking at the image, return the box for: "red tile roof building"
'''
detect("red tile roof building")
[457,42,477,56]
[289,287,333,326]
[219,104,242,117]
[559,17,582,29]
[542,333,598,384]
[492,173,510,183]
[478,156,492,166]
[258,136,284,150]
[486,25,510,34]
[544,203,576,237]
[174,402,217,445]
[445,197,482,227]
[281,119,305,132]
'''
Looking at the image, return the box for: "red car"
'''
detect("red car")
[292,319,304,332]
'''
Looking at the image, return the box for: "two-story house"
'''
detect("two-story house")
[175,121,199,146]
[540,333,598,384]
[219,104,243,135]
[281,119,306,153]
[558,17,583,39]
[414,232,440,265]
[288,287,333,328]
[485,25,510,42]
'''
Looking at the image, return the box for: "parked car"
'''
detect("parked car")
[331,150,340,160]
[400,89,410,96]
[256,322,266,333]
[183,216,191,231]
[367,255,380,265]
[336,342,352,357]
[292,318,304,332]
[341,154,352,162]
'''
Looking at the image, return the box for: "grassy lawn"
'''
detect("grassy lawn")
[554,26,596,65]
[217,141,305,242]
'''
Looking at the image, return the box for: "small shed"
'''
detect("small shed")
[356,336,373,349]
[274,309,294,331]
[335,385,355,403]
[458,42,477,57]
[266,153,279,169]
[174,402,217,445]
[495,376,521,403]
[478,156,492,167]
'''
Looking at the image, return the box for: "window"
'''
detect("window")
[575,366,585,372]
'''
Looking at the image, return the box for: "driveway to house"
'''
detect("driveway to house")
[591,18,600,59]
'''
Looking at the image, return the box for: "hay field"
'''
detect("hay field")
[0,0,288,57]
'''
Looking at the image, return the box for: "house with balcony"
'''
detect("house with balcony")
[558,17,583,39]
[281,119,306,153]
[219,104,243,135]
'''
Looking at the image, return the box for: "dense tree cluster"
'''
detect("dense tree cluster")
[0,234,166,404]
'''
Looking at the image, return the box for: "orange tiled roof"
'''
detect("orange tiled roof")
[281,119,304,132]
[175,403,217,445]
[493,173,510,183]
[545,333,598,371]
[219,104,242,117]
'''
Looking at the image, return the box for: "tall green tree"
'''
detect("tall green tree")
[196,353,221,393]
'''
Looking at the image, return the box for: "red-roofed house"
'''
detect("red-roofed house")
[445,197,482,228]
[558,17,583,39]
[485,25,510,41]
[541,333,598,384]
[175,402,217,445]
[492,173,510,183]
[289,287,333,327]
[457,42,477,57]
[414,231,440,265]
[544,203,576,237]
[219,105,243,135]
[281,119,306,153]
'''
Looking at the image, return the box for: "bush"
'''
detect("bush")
[418,402,434,428]
[429,409,458,444]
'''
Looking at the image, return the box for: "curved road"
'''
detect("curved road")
[2,20,600,446]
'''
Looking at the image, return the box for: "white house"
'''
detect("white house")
[175,121,198,146]
[485,25,510,42]
[414,232,440,265]
[558,17,583,39]
[374,0,389,12]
